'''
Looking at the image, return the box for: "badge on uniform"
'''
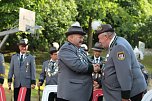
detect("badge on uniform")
[117,51,125,60]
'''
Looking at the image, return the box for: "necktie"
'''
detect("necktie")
[20,55,23,62]
[96,58,98,63]
[52,62,55,70]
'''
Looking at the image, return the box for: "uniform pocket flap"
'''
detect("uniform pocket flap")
[112,81,120,88]
[69,79,83,84]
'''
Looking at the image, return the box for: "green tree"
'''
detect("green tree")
[75,0,106,51]
[75,0,152,49]
[115,0,152,46]
[138,16,152,48]
[0,0,78,51]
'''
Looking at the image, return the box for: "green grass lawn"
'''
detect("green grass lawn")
[2,50,152,101]
[141,54,152,73]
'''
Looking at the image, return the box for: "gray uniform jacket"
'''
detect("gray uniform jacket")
[8,53,36,88]
[39,60,58,85]
[57,42,94,101]
[102,36,147,101]
[0,53,5,84]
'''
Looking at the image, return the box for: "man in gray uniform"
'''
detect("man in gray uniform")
[96,24,147,101]
[91,42,104,87]
[8,38,36,101]
[91,42,104,65]
[0,53,5,86]
[91,42,104,101]
[57,22,100,101]
[38,47,58,101]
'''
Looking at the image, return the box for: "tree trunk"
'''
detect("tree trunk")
[87,17,93,51]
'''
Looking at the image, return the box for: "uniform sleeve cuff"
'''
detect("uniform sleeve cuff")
[88,63,93,73]
[121,90,131,99]
[8,78,12,82]
[0,78,4,84]
[31,80,36,85]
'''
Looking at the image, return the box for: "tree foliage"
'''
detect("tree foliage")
[0,0,77,51]
[0,0,152,52]
[75,0,106,50]
[76,0,152,49]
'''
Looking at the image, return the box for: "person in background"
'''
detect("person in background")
[91,42,104,65]
[57,22,100,101]
[81,44,89,55]
[133,46,144,62]
[95,23,147,101]
[91,42,104,101]
[91,42,103,86]
[8,38,36,101]
[134,46,149,86]
[0,53,5,86]
[37,47,58,101]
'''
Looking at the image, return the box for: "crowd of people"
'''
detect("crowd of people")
[0,21,148,101]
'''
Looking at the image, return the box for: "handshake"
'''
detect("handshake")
[93,64,101,73]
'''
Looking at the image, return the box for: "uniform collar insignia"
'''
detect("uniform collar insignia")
[110,36,118,48]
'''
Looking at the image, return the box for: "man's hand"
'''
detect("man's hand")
[93,80,100,90]
[93,64,100,73]
[37,82,41,87]
[31,84,35,89]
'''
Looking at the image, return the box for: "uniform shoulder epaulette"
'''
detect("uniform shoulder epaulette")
[101,56,105,60]
[90,56,94,59]
[26,53,29,56]
[43,60,49,63]
[87,56,93,60]
[26,51,31,55]
[12,53,17,56]
[67,42,71,45]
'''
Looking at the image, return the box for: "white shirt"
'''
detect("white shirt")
[20,52,25,59]
[94,56,100,64]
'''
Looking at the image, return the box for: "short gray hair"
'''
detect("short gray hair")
[102,32,116,38]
